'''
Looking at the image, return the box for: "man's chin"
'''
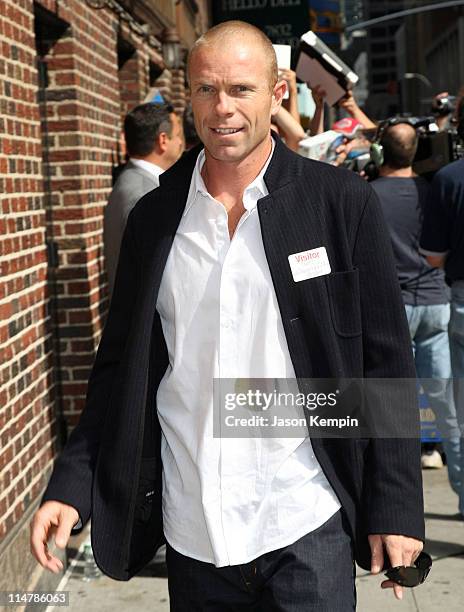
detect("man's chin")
[206,144,247,163]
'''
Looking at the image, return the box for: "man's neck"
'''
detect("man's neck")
[202,136,273,208]
[130,153,167,170]
[379,165,415,178]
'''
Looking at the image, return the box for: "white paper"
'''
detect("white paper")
[273,44,291,70]
[273,44,292,99]
[298,130,341,163]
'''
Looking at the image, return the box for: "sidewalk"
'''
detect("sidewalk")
[356,468,464,611]
[47,468,464,612]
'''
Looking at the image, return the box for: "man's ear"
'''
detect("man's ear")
[158,132,169,153]
[271,79,287,116]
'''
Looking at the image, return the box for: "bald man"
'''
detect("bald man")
[31,22,425,611]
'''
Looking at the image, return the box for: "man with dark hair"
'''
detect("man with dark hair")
[371,122,461,481]
[420,95,464,518]
[104,102,184,295]
[182,104,201,151]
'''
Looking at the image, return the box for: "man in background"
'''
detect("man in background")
[371,121,461,484]
[104,102,184,295]
[420,96,464,518]
[182,104,201,151]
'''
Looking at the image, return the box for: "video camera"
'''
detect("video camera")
[431,95,456,117]
[298,114,464,178]
[361,116,464,180]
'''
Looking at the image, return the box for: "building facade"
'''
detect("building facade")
[398,4,464,116]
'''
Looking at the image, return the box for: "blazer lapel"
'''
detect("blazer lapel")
[258,137,331,378]
[261,135,328,255]
[259,136,329,300]
[137,145,203,305]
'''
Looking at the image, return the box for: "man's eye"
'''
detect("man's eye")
[198,86,213,93]
[235,86,250,93]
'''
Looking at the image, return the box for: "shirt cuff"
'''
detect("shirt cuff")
[418,247,448,257]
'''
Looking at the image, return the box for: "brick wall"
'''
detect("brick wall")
[119,53,143,121]
[36,0,121,434]
[0,0,164,593]
[171,67,187,114]
[154,66,173,103]
[0,0,55,548]
[0,0,210,594]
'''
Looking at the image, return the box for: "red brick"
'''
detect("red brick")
[0,0,202,550]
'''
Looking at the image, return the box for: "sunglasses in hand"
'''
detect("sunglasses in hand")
[384,551,432,587]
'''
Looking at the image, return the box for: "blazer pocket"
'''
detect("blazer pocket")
[134,457,159,524]
[325,269,362,338]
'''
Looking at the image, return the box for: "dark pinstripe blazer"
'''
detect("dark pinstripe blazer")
[41,135,425,580]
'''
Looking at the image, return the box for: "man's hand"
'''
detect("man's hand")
[425,254,446,269]
[338,90,358,113]
[310,84,327,107]
[278,68,297,96]
[333,138,349,166]
[368,534,424,600]
[30,501,80,573]
[338,91,377,129]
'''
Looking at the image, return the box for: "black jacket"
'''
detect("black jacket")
[41,135,425,580]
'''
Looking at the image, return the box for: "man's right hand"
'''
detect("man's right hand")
[310,84,327,107]
[30,501,80,573]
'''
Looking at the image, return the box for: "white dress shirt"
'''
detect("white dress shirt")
[129,158,164,183]
[156,140,340,567]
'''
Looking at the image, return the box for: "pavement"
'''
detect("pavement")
[45,468,464,612]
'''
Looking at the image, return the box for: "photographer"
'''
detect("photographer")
[371,121,461,483]
[420,95,464,518]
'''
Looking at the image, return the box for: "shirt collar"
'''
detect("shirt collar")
[129,158,164,180]
[183,137,275,217]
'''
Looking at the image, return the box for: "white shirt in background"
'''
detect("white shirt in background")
[129,158,164,183]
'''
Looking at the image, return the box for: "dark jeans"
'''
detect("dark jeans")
[166,509,356,611]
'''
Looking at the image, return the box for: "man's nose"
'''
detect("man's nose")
[214,91,234,116]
